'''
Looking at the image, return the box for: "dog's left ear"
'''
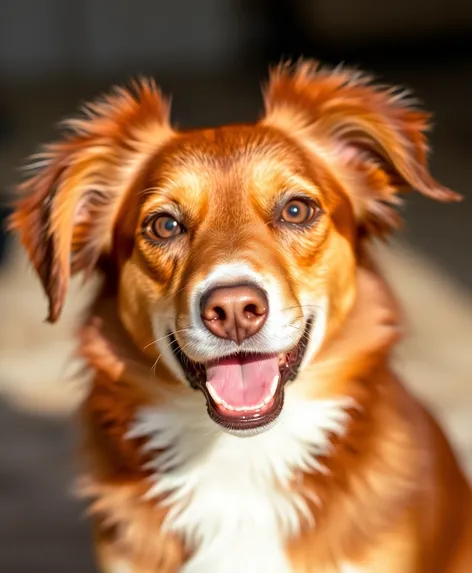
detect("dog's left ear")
[10,79,173,322]
[262,61,462,236]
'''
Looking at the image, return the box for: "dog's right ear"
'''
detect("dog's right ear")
[9,79,173,322]
[262,61,461,237]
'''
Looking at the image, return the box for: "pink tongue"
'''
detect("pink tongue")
[206,354,279,408]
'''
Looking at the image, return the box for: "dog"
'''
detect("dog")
[10,61,472,572]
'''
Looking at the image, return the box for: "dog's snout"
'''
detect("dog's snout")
[200,284,268,345]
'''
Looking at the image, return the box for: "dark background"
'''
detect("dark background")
[0,1,471,571]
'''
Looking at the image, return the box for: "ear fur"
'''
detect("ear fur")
[9,79,173,322]
[262,60,462,236]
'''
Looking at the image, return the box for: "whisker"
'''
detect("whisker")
[143,328,192,351]
[285,324,305,334]
[285,326,308,340]
[174,341,194,371]
[150,335,185,377]
[284,315,306,326]
[150,333,200,379]
[281,303,322,313]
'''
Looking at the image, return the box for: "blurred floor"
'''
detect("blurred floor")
[0,62,471,572]
[0,404,95,573]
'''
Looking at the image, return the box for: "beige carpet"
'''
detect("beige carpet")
[0,240,471,476]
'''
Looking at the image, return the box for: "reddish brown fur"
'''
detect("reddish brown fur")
[10,60,471,572]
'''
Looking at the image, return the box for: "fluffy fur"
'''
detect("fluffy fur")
[129,393,352,573]
[10,60,471,572]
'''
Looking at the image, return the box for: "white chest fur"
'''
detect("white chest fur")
[128,389,352,573]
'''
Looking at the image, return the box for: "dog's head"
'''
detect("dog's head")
[11,62,459,433]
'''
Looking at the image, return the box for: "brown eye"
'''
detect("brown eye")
[145,214,183,240]
[280,198,318,225]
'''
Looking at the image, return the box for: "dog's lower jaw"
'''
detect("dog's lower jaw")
[205,408,285,435]
[219,417,281,437]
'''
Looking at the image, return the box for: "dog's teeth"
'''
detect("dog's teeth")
[233,404,254,412]
[207,377,280,413]
[205,382,223,405]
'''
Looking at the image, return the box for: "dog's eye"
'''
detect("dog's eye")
[145,214,183,240]
[279,199,318,225]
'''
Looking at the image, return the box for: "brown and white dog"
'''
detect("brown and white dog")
[10,61,472,573]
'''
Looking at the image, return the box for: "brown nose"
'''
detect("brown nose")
[200,284,268,345]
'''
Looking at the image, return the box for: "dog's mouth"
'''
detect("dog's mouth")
[169,320,312,431]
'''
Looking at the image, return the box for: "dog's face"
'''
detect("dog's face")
[118,124,357,430]
[11,63,458,433]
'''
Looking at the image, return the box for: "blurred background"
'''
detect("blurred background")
[0,1,471,571]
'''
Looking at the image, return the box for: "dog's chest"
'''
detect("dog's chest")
[176,453,293,573]
[129,392,351,573]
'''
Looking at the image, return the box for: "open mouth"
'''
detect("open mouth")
[169,320,312,431]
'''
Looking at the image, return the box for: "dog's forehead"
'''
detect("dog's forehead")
[167,123,302,162]
[148,123,313,194]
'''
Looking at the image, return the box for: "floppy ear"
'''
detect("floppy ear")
[9,79,173,322]
[262,60,461,236]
